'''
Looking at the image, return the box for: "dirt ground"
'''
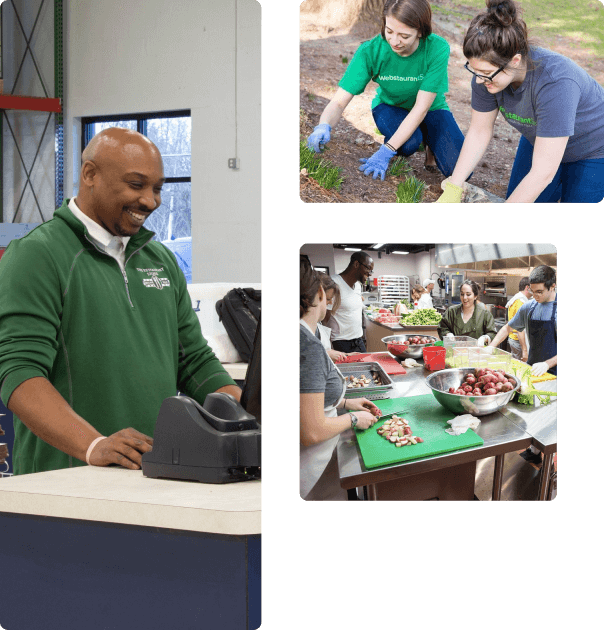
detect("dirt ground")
[299,1,604,203]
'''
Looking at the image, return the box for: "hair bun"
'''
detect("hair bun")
[487,2,516,26]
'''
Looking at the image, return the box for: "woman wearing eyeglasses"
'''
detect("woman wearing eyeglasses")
[437,0,604,203]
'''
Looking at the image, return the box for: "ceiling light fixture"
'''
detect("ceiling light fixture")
[392,250,409,255]
[344,247,362,252]
[372,244,385,249]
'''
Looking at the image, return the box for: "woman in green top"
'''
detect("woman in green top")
[438,280,497,345]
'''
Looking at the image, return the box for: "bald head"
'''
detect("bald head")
[82,127,161,168]
[76,127,165,237]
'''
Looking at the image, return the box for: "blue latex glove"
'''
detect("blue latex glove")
[307,123,331,152]
[358,144,396,180]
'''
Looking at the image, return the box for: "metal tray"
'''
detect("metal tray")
[339,362,394,400]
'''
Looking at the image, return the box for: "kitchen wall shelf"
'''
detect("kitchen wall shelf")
[0,94,62,113]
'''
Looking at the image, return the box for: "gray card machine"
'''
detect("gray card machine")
[141,392,261,484]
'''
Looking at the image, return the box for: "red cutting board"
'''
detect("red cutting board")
[354,395,484,469]
[335,352,406,375]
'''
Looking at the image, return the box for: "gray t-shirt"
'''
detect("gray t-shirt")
[300,323,343,408]
[472,47,604,163]
[508,297,557,334]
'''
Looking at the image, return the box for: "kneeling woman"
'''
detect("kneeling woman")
[300,263,381,500]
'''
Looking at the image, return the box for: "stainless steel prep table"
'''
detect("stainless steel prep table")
[0,466,260,629]
[337,361,534,501]
[499,379,557,500]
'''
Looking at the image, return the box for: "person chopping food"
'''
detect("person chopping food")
[323,252,374,354]
[0,128,240,475]
[438,280,497,345]
[300,259,381,500]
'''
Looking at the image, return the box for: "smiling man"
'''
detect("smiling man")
[0,128,240,475]
[78,127,165,237]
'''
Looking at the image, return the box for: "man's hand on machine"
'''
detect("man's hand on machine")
[87,428,153,470]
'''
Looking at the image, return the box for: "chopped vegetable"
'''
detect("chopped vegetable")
[377,415,424,447]
[510,363,557,406]
[399,308,442,326]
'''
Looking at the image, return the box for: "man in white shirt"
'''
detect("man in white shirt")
[418,279,434,309]
[324,252,374,353]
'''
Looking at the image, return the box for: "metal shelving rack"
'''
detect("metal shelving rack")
[0,0,63,221]
[376,275,410,306]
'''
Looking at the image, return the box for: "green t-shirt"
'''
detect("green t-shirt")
[339,33,450,112]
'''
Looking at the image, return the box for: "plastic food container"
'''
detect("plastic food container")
[443,335,478,368]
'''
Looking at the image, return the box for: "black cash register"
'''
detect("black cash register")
[142,317,261,484]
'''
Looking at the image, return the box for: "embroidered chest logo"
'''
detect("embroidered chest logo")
[136,267,170,290]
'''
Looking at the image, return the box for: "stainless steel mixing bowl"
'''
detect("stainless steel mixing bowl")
[425,367,521,416]
[382,334,438,359]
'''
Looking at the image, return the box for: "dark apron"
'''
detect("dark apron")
[527,296,557,376]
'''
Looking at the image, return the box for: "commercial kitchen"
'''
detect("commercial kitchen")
[300,242,557,501]
[0,2,261,628]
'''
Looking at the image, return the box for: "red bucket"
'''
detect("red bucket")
[423,346,446,371]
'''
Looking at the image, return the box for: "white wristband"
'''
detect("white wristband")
[86,436,107,465]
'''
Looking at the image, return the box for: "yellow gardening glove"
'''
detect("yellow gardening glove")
[436,180,464,203]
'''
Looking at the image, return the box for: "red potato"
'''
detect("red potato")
[449,387,456,393]
[484,388,497,396]
[462,384,473,393]
[494,382,504,392]
[416,437,424,443]
[475,368,487,378]
[465,375,477,386]
[472,389,482,396]
[378,420,422,446]
[501,382,514,392]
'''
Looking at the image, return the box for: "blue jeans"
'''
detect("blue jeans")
[371,103,604,203]
[372,103,466,178]
[507,135,604,202]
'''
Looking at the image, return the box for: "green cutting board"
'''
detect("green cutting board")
[354,395,484,469]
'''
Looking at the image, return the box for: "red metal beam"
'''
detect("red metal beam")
[0,95,62,113]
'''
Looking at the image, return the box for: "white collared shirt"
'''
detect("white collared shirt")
[68,198,130,273]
